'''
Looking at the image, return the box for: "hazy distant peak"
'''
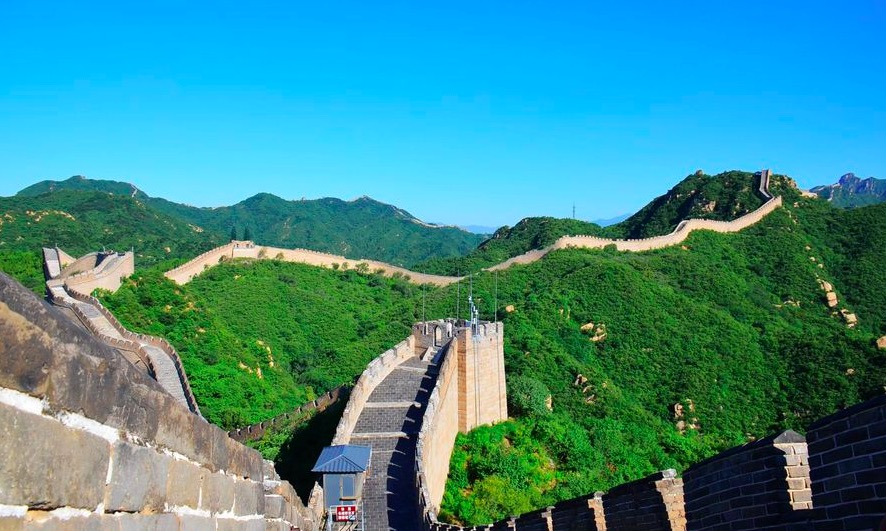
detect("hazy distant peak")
[810,172,886,208]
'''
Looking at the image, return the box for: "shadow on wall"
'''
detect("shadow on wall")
[273,399,348,503]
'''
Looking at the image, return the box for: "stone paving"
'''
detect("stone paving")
[351,351,439,531]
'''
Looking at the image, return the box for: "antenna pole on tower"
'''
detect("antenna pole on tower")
[572,203,576,220]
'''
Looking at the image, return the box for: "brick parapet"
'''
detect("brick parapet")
[228,384,350,442]
[683,430,813,530]
[806,393,886,529]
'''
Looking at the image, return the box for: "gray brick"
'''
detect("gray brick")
[202,471,236,514]
[165,459,204,509]
[264,495,286,519]
[233,479,264,516]
[109,514,178,531]
[0,404,110,510]
[177,515,215,531]
[103,442,170,512]
[216,518,264,531]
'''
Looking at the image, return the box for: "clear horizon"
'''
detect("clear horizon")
[1,1,883,227]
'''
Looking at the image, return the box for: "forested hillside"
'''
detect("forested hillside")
[98,260,421,428]
[13,175,484,266]
[425,198,885,524]
[418,170,795,275]
[0,190,225,291]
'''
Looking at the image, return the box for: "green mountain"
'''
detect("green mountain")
[14,176,484,266]
[810,173,886,208]
[613,169,772,238]
[0,190,225,291]
[99,262,419,429]
[17,174,149,199]
[432,196,885,524]
[419,170,797,275]
[419,217,608,275]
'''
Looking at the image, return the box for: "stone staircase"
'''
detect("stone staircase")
[350,353,439,531]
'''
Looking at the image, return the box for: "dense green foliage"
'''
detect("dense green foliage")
[0,250,44,293]
[431,200,885,525]
[419,217,608,275]
[0,190,224,269]
[796,200,886,336]
[99,259,420,428]
[810,173,886,208]
[14,176,484,267]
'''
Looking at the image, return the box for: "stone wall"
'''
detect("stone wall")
[165,240,459,287]
[0,272,321,530]
[416,336,461,518]
[331,336,417,445]
[55,250,135,296]
[412,320,509,526]
[229,384,349,443]
[48,282,202,415]
[806,394,886,530]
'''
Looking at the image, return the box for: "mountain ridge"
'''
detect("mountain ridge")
[8,175,484,267]
[810,172,886,208]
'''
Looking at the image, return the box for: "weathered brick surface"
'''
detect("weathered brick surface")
[216,518,265,531]
[20,514,119,531]
[203,471,236,515]
[104,442,170,512]
[109,513,178,531]
[233,479,265,516]
[0,404,110,510]
[165,459,204,509]
[264,495,286,519]
[177,515,215,531]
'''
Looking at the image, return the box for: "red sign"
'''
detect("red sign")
[334,505,358,522]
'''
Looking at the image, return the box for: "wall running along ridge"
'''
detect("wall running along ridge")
[42,247,201,415]
[164,172,783,286]
[0,272,323,530]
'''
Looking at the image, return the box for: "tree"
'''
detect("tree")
[230,226,238,241]
[244,226,252,241]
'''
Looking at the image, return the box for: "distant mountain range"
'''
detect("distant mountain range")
[9,175,484,267]
[810,173,886,208]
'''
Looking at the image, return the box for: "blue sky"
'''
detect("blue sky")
[1,1,884,227]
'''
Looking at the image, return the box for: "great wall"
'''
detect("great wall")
[1,168,884,529]
[162,172,782,287]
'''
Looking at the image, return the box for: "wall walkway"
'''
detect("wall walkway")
[42,247,201,415]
